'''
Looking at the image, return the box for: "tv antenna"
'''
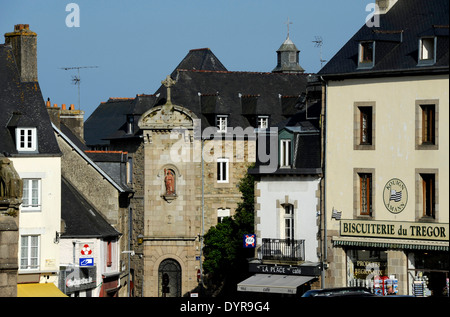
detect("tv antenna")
[60,66,98,109]
[312,36,327,69]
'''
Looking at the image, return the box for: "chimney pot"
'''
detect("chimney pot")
[46,100,51,107]
[62,104,66,110]
[70,104,75,110]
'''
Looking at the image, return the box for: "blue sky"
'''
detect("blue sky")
[1,0,371,119]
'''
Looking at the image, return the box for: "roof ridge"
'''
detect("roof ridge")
[177,68,310,76]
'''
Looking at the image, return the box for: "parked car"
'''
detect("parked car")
[301,287,375,297]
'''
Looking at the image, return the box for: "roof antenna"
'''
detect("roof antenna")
[312,36,327,69]
[60,66,99,110]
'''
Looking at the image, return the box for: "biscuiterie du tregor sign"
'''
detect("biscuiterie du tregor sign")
[340,219,448,241]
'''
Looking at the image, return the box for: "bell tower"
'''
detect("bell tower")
[272,18,304,74]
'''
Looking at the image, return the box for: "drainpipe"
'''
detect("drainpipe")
[320,76,328,289]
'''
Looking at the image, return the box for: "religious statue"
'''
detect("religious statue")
[164,169,175,196]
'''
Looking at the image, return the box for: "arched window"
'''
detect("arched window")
[158,259,181,297]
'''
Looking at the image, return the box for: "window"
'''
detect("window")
[283,204,295,241]
[216,115,228,133]
[289,52,297,63]
[421,174,435,218]
[354,102,375,150]
[217,208,230,223]
[20,235,39,270]
[359,41,375,68]
[419,37,436,65]
[22,179,41,211]
[359,173,373,216]
[107,240,112,267]
[360,107,373,145]
[421,105,435,144]
[280,139,292,167]
[217,158,229,183]
[16,127,37,152]
[416,100,438,150]
[257,116,269,130]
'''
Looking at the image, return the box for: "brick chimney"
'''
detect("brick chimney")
[4,24,38,82]
[376,0,399,14]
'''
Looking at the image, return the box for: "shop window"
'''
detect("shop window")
[347,249,387,291]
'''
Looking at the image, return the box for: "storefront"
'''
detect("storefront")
[237,262,321,297]
[332,220,449,296]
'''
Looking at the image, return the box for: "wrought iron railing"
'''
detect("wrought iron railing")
[260,238,305,262]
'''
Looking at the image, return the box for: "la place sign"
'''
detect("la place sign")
[341,219,448,241]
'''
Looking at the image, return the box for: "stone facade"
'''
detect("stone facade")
[0,158,22,296]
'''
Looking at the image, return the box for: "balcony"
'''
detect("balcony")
[259,238,305,263]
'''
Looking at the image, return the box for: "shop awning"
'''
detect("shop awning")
[237,274,315,294]
[332,236,449,251]
[17,283,68,297]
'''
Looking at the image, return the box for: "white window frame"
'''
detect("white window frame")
[283,204,295,241]
[418,37,436,65]
[217,158,229,183]
[216,115,228,133]
[16,127,37,152]
[20,235,40,271]
[257,116,269,130]
[280,139,292,167]
[22,179,41,211]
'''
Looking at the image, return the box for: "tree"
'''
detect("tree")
[202,168,255,296]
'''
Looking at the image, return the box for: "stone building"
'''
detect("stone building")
[85,39,310,296]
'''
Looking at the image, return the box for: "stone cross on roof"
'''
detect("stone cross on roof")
[162,75,176,105]
[285,17,293,39]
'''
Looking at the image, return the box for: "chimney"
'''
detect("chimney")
[4,24,38,82]
[376,0,399,14]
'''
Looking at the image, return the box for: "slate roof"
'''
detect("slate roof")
[61,177,121,239]
[319,0,449,78]
[0,44,61,156]
[85,48,308,147]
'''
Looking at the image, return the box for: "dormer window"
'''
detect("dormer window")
[216,115,228,133]
[257,116,269,130]
[358,41,375,68]
[418,37,436,65]
[16,127,37,152]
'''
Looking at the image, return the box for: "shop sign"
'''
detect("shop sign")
[340,219,448,241]
[243,234,256,248]
[383,178,408,214]
[64,267,97,293]
[249,263,321,276]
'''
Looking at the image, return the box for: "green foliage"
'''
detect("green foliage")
[202,167,255,296]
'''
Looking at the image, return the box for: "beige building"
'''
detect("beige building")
[319,0,448,296]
